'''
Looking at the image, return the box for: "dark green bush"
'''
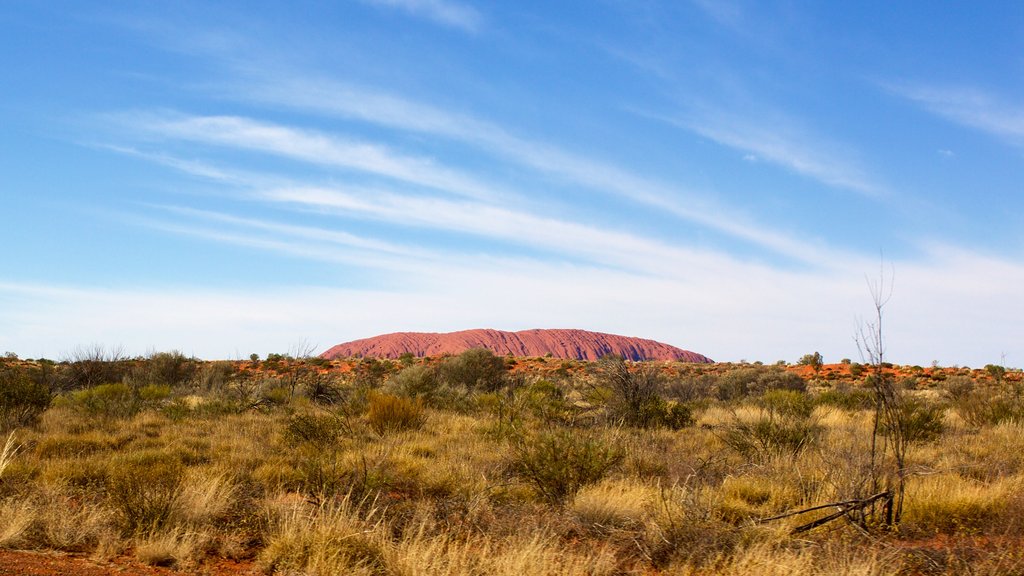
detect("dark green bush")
[510,428,623,504]
[0,366,51,431]
[595,355,689,428]
[715,367,805,400]
[815,386,873,411]
[885,396,944,443]
[130,350,197,388]
[437,348,507,392]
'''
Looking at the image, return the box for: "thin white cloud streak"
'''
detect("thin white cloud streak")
[259,185,756,279]
[362,0,483,33]
[3,244,1022,366]
[690,0,744,28]
[645,107,883,197]
[888,83,1024,145]
[237,78,843,265]
[124,113,506,202]
[105,146,824,281]
[149,204,423,258]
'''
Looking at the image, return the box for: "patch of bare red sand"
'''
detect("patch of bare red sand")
[0,551,256,576]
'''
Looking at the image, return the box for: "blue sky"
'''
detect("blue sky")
[2,1,1022,366]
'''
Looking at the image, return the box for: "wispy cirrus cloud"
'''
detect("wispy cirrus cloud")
[361,0,483,33]
[887,83,1024,146]
[229,76,844,265]
[644,105,884,197]
[121,113,506,201]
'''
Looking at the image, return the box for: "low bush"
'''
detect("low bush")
[0,366,51,431]
[715,367,806,401]
[510,428,623,504]
[64,383,170,420]
[389,364,442,403]
[107,454,185,535]
[941,375,976,402]
[436,348,508,392]
[720,393,820,463]
[814,386,873,411]
[886,396,945,443]
[955,391,1024,427]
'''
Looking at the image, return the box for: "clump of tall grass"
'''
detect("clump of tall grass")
[366,393,425,435]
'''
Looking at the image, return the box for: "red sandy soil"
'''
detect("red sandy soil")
[320,328,713,363]
[0,551,257,576]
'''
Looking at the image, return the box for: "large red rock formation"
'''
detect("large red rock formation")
[320,329,712,362]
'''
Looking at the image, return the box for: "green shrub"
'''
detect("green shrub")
[749,369,806,395]
[715,368,759,400]
[389,364,442,401]
[715,367,805,400]
[941,375,976,402]
[721,394,820,462]
[760,389,814,419]
[0,366,51,431]
[67,383,141,419]
[798,352,823,371]
[64,382,170,420]
[956,391,1024,427]
[887,397,945,443]
[815,386,873,411]
[107,454,184,534]
[131,351,197,388]
[510,428,623,504]
[524,379,576,425]
[437,348,507,392]
[365,393,425,435]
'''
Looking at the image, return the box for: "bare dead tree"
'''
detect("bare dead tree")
[854,257,906,529]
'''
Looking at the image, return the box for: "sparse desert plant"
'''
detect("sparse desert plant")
[510,428,623,504]
[284,412,349,448]
[956,390,1024,427]
[720,391,820,463]
[940,374,976,402]
[58,344,130,391]
[107,453,185,534]
[63,382,162,420]
[366,393,425,435]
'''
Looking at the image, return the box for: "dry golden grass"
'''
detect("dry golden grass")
[3,359,1024,574]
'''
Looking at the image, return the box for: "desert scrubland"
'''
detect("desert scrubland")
[1,350,1023,575]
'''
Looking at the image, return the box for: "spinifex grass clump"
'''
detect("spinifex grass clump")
[366,393,425,435]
